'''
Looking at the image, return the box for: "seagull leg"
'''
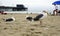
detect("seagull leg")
[40,19,42,25]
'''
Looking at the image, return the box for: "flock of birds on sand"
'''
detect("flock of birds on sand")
[2,10,48,25]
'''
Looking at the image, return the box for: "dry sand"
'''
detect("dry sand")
[0,13,60,36]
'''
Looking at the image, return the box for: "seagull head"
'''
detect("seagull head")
[43,10,49,15]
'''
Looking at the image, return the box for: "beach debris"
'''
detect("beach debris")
[31,24,39,27]
[4,27,8,30]
[34,31,42,34]
[30,28,35,31]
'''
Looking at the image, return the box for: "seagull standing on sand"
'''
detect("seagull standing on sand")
[34,11,48,25]
[26,10,48,25]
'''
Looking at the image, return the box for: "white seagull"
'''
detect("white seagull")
[3,17,15,22]
[26,10,48,25]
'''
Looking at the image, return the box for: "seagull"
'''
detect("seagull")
[33,11,48,25]
[3,17,15,22]
[26,10,48,25]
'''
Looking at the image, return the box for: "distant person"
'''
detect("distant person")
[53,9,58,16]
[53,4,58,16]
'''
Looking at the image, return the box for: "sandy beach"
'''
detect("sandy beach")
[0,13,60,36]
